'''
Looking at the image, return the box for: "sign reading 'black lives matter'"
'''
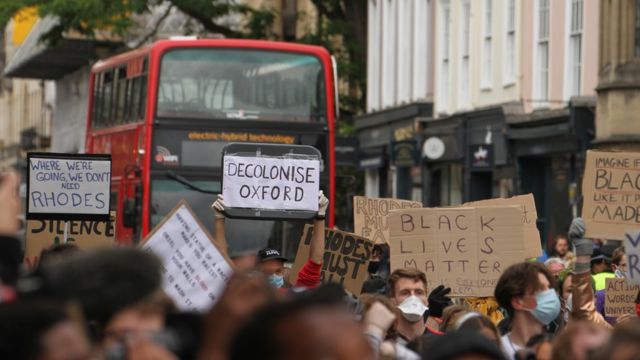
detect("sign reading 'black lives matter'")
[223,155,320,212]
[27,153,111,220]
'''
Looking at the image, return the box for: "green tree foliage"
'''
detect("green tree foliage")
[0,0,272,44]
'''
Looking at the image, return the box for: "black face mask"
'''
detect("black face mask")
[368,261,380,274]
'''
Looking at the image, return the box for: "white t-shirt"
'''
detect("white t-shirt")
[500,333,524,360]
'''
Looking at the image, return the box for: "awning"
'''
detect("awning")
[3,16,123,79]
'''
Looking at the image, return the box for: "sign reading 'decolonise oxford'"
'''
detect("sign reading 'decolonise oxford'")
[27,153,111,220]
[142,201,233,312]
[223,155,320,211]
[582,150,640,240]
[353,196,422,244]
[389,206,525,297]
[291,225,374,295]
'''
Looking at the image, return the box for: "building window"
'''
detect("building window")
[504,0,516,84]
[439,1,451,112]
[481,0,493,88]
[535,0,550,102]
[635,0,640,56]
[567,0,583,97]
[460,1,470,108]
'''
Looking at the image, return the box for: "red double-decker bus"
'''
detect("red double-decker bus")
[85,39,337,256]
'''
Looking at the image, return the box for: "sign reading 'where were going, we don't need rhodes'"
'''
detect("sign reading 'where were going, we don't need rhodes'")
[27,153,111,220]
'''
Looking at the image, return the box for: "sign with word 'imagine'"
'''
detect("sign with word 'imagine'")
[291,225,374,295]
[604,278,639,317]
[353,196,422,244]
[223,155,320,212]
[27,153,111,220]
[389,206,525,297]
[582,151,640,240]
[142,201,234,312]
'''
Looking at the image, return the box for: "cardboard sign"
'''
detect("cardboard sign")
[222,155,320,211]
[291,224,374,295]
[388,206,525,297]
[604,278,639,317]
[466,194,541,258]
[582,151,640,240]
[142,201,234,312]
[624,231,640,285]
[24,212,116,268]
[27,153,111,219]
[353,196,422,244]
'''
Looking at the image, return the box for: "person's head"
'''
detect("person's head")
[230,283,374,360]
[525,333,553,360]
[412,331,506,360]
[544,257,567,277]
[101,291,175,349]
[558,271,573,301]
[387,268,428,305]
[593,318,640,360]
[456,312,501,348]
[552,320,610,360]
[554,235,570,257]
[0,301,91,360]
[231,251,258,272]
[611,247,627,275]
[358,293,398,340]
[38,243,80,268]
[256,248,287,288]
[590,249,609,274]
[440,304,471,333]
[494,262,559,326]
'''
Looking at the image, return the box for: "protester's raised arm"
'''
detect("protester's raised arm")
[568,218,612,328]
[309,191,329,264]
[211,195,229,258]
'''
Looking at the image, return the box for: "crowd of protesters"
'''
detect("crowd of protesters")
[2,170,640,360]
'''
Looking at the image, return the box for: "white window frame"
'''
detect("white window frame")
[438,0,451,114]
[459,0,471,109]
[480,0,493,90]
[503,0,516,86]
[533,0,550,107]
[564,0,583,99]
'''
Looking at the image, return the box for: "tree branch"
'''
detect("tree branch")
[132,4,174,48]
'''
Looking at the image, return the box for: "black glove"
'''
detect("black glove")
[427,285,452,318]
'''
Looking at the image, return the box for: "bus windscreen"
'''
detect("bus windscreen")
[157,49,326,122]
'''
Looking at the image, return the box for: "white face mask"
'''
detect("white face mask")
[397,295,428,323]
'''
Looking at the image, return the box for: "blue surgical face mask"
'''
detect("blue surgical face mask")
[268,274,284,288]
[528,289,561,325]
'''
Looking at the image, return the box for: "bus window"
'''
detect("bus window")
[116,67,127,124]
[103,70,114,127]
[157,49,326,122]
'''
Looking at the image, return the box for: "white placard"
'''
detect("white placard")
[28,155,111,216]
[624,230,640,285]
[222,155,320,211]
[142,203,233,312]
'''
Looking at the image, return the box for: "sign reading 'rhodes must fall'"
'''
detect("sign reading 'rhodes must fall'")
[388,206,525,297]
[582,150,640,240]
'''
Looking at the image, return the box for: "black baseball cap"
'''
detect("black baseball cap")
[257,248,287,263]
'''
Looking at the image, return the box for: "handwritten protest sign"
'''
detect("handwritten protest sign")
[604,278,639,317]
[624,230,640,285]
[388,206,524,297]
[24,212,116,268]
[291,225,374,295]
[582,151,640,240]
[353,196,422,244]
[466,194,541,258]
[27,153,111,219]
[142,201,233,312]
[222,155,320,211]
